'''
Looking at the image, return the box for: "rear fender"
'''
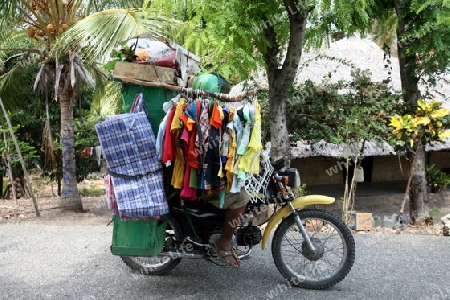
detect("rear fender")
[260,195,335,250]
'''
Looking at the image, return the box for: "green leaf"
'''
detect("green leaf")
[103,60,117,71]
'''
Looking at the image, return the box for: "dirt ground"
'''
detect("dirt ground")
[0,177,113,226]
[0,178,449,236]
[0,196,112,226]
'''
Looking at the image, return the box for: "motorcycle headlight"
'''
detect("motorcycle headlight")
[278,168,301,188]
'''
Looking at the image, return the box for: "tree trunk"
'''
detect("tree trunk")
[409,145,429,224]
[394,0,428,225]
[59,85,83,212]
[2,131,17,202]
[263,0,309,160]
[268,88,290,160]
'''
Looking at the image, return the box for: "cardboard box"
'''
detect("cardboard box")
[348,212,373,231]
[113,61,176,84]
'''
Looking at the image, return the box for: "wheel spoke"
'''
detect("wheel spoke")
[272,209,355,289]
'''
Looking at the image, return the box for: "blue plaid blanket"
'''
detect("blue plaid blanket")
[95,112,168,218]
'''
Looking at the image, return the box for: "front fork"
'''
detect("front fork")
[287,201,316,252]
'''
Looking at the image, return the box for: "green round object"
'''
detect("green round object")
[192,73,230,93]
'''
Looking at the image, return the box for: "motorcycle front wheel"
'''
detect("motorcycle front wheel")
[271,209,355,290]
[121,215,184,275]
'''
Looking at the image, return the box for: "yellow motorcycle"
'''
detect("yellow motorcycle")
[119,149,355,290]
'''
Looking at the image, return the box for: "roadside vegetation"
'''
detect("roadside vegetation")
[1,1,449,225]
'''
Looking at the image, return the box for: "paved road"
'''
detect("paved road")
[0,224,449,300]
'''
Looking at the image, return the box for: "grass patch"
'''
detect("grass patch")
[78,185,106,197]
[2,177,7,195]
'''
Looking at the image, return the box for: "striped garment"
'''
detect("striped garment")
[95,112,168,218]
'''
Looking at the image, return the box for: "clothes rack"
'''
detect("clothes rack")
[114,76,267,102]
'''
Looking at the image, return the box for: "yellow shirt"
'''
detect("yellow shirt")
[225,106,236,190]
[170,98,186,189]
[238,99,262,174]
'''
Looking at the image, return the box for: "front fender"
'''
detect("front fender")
[260,195,335,250]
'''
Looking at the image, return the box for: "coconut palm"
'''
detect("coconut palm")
[0,0,178,211]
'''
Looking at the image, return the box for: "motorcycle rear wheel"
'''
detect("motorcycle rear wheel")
[271,209,355,290]
[121,215,183,275]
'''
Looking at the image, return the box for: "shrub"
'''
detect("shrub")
[426,164,450,193]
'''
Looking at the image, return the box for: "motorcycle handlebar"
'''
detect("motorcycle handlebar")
[271,157,286,171]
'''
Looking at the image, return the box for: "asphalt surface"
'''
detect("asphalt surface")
[0,224,449,300]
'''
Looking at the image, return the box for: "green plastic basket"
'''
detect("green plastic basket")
[121,83,175,136]
[110,215,167,257]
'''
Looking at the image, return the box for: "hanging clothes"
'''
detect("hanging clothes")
[180,126,197,200]
[169,98,187,189]
[239,99,262,174]
[162,107,176,166]
[224,106,236,191]
[156,95,180,160]
[197,98,210,189]
[204,102,224,190]
[157,93,262,202]
[184,99,202,170]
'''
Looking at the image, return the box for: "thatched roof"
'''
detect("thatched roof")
[291,139,450,159]
[232,36,450,109]
[296,36,450,109]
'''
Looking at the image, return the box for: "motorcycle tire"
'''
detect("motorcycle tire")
[121,215,184,275]
[271,209,355,290]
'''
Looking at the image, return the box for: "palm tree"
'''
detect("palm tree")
[0,0,178,211]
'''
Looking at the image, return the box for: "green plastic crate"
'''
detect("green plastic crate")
[110,215,167,257]
[121,83,175,136]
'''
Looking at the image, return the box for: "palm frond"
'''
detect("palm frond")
[54,61,63,101]
[0,27,41,60]
[73,61,95,87]
[72,57,108,94]
[0,60,39,109]
[54,8,180,63]
[87,0,145,12]
[0,1,26,27]
[90,81,122,116]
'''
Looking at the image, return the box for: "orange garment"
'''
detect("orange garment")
[179,113,193,131]
[210,102,224,129]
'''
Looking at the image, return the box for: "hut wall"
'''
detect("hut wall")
[429,152,450,171]
[292,151,449,185]
[292,158,343,185]
[371,156,409,182]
